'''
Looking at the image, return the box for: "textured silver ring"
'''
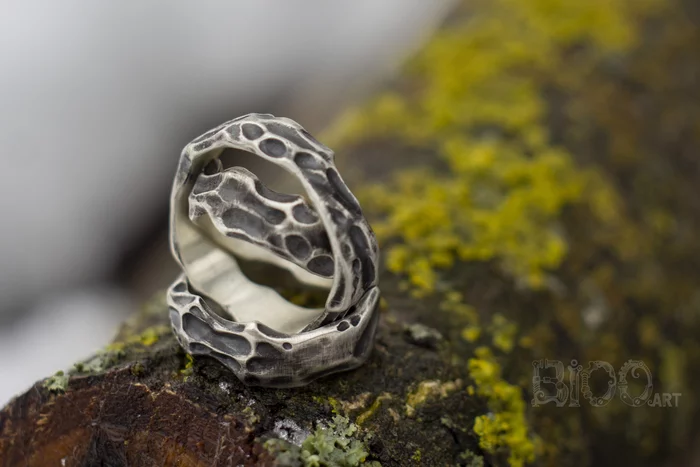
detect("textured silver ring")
[166,113,380,387]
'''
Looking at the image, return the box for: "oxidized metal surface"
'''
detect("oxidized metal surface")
[167,113,380,387]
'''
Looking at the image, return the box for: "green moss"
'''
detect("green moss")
[313,396,343,415]
[179,353,194,377]
[138,327,162,347]
[411,449,422,463]
[460,450,485,467]
[130,362,146,377]
[264,439,305,467]
[108,325,171,352]
[73,349,126,374]
[69,325,169,377]
[264,415,380,467]
[41,311,172,390]
[43,371,69,394]
[242,406,261,425]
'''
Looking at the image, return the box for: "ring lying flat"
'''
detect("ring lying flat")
[166,113,380,387]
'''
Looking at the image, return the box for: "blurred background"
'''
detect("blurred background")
[0,1,455,406]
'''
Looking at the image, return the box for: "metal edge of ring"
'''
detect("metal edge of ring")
[166,114,381,386]
[167,275,380,387]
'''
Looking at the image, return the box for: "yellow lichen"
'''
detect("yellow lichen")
[469,347,538,467]
[339,392,373,413]
[179,353,195,377]
[405,379,462,417]
[139,327,162,347]
[312,396,344,415]
[461,326,481,343]
[490,314,518,353]
[327,0,661,297]
[324,0,682,464]
[411,449,422,463]
[356,393,393,426]
[108,325,171,352]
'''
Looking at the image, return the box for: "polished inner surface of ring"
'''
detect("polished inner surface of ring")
[167,113,380,387]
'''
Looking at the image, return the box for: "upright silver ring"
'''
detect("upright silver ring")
[166,113,380,387]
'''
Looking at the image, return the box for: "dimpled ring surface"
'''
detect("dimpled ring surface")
[167,113,380,387]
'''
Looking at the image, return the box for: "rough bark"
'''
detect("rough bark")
[0,280,481,466]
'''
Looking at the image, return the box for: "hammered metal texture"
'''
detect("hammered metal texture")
[167,113,380,387]
[189,166,336,286]
[167,276,379,387]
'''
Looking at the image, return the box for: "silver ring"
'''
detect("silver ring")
[166,113,380,387]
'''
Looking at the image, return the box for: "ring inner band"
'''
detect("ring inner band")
[173,149,332,334]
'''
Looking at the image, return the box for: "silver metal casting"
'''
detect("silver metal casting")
[167,113,380,387]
